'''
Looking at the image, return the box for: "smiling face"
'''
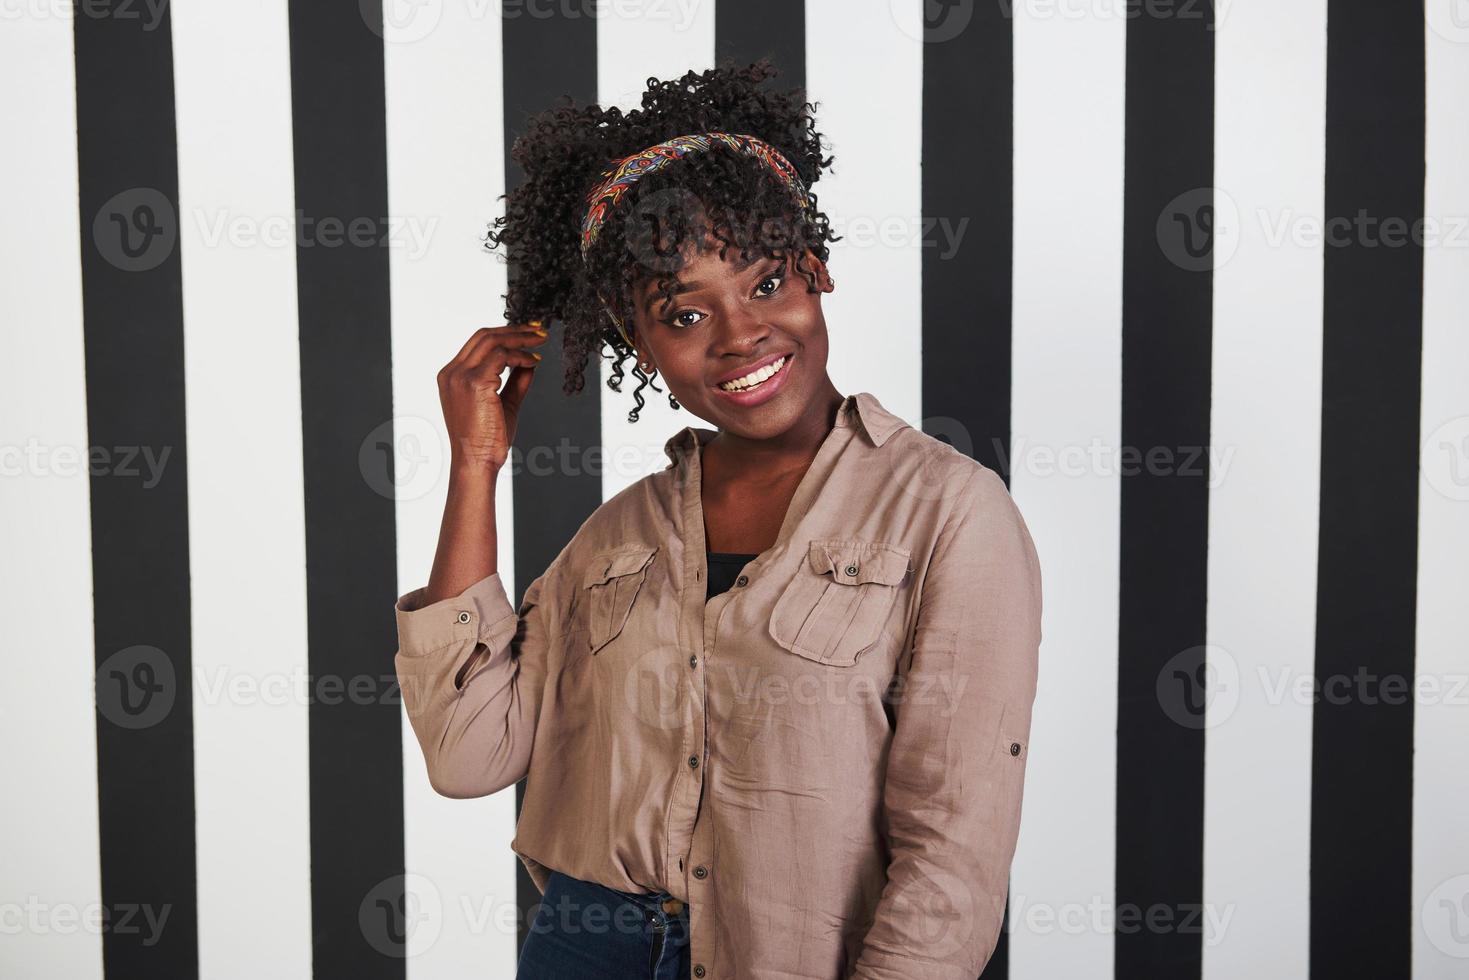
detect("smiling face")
[627,238,838,440]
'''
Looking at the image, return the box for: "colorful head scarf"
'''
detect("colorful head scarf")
[577,132,815,349]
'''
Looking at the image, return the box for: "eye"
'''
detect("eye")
[666,309,706,329]
[755,273,784,297]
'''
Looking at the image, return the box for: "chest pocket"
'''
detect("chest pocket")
[580,545,659,656]
[768,539,912,667]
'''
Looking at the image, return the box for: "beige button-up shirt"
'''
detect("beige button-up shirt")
[394,391,1042,979]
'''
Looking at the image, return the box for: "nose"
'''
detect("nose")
[711,303,771,355]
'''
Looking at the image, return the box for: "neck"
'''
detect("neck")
[705,380,845,478]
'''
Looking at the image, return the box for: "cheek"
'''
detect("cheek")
[782,288,828,340]
[654,347,708,393]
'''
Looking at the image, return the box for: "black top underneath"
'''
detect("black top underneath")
[706,551,759,601]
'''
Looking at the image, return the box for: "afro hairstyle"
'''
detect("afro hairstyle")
[484,57,839,423]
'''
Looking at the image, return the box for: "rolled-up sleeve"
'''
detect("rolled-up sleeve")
[851,466,1043,979]
[393,565,556,799]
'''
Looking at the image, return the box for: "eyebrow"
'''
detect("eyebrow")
[643,250,785,310]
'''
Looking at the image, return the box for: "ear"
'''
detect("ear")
[803,248,835,293]
[629,333,653,372]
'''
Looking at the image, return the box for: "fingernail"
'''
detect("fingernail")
[534,327,548,336]
[529,318,543,327]
[532,351,542,360]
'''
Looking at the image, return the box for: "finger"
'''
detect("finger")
[458,345,540,384]
[441,344,535,393]
[461,324,549,371]
[449,326,494,364]
[500,361,537,415]
[450,320,545,365]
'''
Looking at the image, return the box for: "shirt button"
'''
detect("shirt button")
[456,611,471,624]
[688,654,698,669]
[693,865,708,879]
[688,755,699,769]
[693,966,706,978]
[1010,742,1022,756]
[735,574,748,587]
[845,563,859,577]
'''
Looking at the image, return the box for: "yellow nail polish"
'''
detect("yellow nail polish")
[529,318,543,327]
[532,351,542,360]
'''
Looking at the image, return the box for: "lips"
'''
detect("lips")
[712,352,792,389]
[709,351,794,408]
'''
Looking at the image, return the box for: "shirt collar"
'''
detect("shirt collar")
[661,391,905,468]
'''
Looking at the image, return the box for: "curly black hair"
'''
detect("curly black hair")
[484,58,839,423]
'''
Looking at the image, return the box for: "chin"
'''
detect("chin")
[716,386,810,435]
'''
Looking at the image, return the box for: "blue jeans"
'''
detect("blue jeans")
[516,869,691,980]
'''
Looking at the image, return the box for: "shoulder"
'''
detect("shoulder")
[866,420,1015,523]
[844,392,1002,508]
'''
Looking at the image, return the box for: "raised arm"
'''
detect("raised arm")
[851,466,1043,979]
[393,322,551,798]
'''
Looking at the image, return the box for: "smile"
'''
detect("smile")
[716,355,789,392]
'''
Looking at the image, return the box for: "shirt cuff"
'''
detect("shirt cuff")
[394,571,518,658]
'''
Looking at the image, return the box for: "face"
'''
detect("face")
[627,239,836,440]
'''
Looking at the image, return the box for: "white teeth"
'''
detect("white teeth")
[718,355,787,392]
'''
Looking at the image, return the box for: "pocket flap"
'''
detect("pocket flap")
[582,545,659,588]
[805,539,911,587]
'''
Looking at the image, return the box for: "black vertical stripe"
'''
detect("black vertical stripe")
[1115,1,1214,978]
[715,0,805,90]
[500,0,601,962]
[287,1,403,975]
[1312,3,1424,976]
[74,6,198,977]
[918,4,1014,977]
[921,2,1013,480]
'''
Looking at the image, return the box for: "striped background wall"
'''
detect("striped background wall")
[2,2,1467,978]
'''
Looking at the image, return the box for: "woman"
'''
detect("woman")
[393,60,1042,980]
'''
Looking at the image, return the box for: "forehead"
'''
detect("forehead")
[635,243,783,295]
[632,244,790,316]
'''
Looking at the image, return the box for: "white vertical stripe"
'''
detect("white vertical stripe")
[1415,12,1469,978]
[172,0,313,975]
[382,5,521,974]
[0,10,104,980]
[1204,4,1325,977]
[1009,5,1125,978]
[596,1,715,116]
[805,0,923,425]
[598,4,715,500]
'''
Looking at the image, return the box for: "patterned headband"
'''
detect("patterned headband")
[578,132,815,349]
